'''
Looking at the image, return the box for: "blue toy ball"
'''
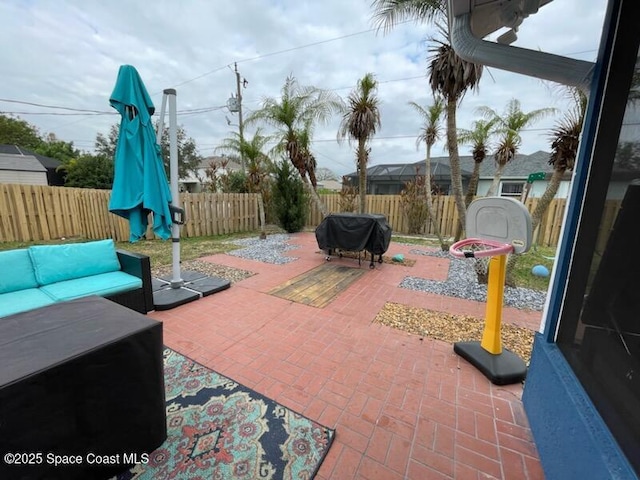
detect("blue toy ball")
[532,265,550,277]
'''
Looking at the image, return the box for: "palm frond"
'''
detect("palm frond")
[427,33,482,102]
[548,88,587,171]
[408,97,445,150]
[370,0,446,34]
[337,73,382,146]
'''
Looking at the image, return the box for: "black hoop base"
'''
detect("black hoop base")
[453,341,527,385]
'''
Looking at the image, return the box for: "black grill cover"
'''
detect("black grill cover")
[315,213,392,255]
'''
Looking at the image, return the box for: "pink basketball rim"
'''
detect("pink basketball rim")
[449,238,514,259]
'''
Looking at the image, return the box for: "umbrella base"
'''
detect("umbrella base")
[159,270,207,283]
[187,276,230,296]
[152,271,231,310]
[153,285,200,311]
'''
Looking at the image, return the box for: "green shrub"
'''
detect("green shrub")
[64,154,113,189]
[272,160,309,233]
[223,170,249,193]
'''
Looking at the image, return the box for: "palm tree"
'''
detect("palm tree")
[215,129,273,238]
[338,73,381,213]
[408,96,447,248]
[453,118,497,243]
[372,1,483,235]
[296,124,321,190]
[478,99,556,197]
[214,129,272,193]
[532,89,587,230]
[505,90,586,286]
[457,118,497,207]
[428,30,483,234]
[246,75,343,217]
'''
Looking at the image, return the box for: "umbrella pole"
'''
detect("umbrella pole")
[165,88,183,288]
[150,82,230,311]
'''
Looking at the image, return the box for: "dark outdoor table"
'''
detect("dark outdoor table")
[315,213,392,268]
[0,296,166,480]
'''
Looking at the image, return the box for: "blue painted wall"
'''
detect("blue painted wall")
[523,335,637,480]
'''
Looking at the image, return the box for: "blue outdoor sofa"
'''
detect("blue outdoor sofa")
[0,239,154,318]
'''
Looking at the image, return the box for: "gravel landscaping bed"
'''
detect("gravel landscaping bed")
[151,234,297,283]
[374,302,535,363]
[404,248,547,311]
[152,260,255,284]
[225,234,300,264]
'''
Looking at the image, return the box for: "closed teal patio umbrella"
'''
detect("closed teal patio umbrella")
[109,64,172,242]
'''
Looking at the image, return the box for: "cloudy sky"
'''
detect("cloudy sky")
[1,0,607,177]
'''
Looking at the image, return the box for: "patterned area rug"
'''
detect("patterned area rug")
[115,348,335,480]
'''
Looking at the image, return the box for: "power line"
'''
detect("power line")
[236,22,412,65]
[0,98,111,113]
[6,18,590,147]
[0,98,227,117]
[0,111,113,116]
[165,19,414,90]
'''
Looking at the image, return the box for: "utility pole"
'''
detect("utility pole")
[234,62,245,173]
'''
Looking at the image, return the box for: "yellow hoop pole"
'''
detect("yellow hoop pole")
[481,254,507,354]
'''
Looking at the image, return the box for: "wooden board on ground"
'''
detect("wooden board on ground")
[269,263,365,308]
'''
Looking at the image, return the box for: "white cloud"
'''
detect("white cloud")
[0,0,607,176]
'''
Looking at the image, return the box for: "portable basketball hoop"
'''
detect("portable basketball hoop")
[451,197,532,385]
[449,238,514,258]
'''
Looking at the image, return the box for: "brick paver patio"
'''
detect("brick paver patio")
[151,232,544,479]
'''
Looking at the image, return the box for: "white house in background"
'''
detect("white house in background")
[180,156,242,193]
[472,150,567,199]
[472,150,635,200]
[0,152,48,185]
[317,179,343,192]
[0,145,65,186]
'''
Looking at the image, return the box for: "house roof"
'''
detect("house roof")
[0,145,62,170]
[346,151,553,181]
[0,152,47,172]
[450,150,552,178]
[345,161,473,181]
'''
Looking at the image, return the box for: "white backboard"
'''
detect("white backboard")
[466,197,532,254]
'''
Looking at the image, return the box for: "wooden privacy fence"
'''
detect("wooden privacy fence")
[0,184,261,243]
[308,194,620,248]
[0,184,621,248]
[307,194,461,241]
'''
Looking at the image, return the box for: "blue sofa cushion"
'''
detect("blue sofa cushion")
[40,271,143,302]
[0,289,56,318]
[0,249,38,294]
[29,239,121,286]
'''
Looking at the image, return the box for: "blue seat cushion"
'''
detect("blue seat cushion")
[29,239,121,286]
[0,249,38,294]
[0,289,56,318]
[40,271,142,302]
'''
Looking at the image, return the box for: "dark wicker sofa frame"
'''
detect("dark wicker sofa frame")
[105,250,154,314]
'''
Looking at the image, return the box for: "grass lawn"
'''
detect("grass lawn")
[117,234,251,267]
[0,232,258,270]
